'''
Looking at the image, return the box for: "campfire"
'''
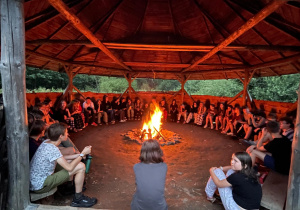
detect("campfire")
[122,104,181,146]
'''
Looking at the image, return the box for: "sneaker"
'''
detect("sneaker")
[210,126,214,129]
[91,122,98,126]
[227,132,234,136]
[204,125,208,128]
[120,120,125,123]
[207,197,216,203]
[70,194,97,207]
[221,130,226,134]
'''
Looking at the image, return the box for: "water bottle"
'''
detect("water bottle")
[85,154,92,173]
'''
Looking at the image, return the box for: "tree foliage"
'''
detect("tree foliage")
[0,67,298,102]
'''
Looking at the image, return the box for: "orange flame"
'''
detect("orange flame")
[142,104,162,140]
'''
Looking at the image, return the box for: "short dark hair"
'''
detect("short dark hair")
[267,112,277,120]
[86,97,91,100]
[279,116,294,128]
[30,120,46,136]
[46,123,68,141]
[139,140,163,163]
[266,121,280,134]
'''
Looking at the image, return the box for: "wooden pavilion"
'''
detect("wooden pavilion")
[0,0,300,209]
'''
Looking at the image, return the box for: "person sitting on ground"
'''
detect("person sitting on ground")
[102,95,115,124]
[127,98,134,120]
[247,110,266,140]
[205,152,262,210]
[169,99,178,122]
[83,97,97,127]
[69,100,84,130]
[186,101,198,124]
[131,139,167,210]
[37,102,56,126]
[43,99,55,119]
[221,105,233,134]
[30,123,97,207]
[240,106,253,140]
[204,104,217,129]
[159,99,168,122]
[279,117,294,141]
[194,102,207,126]
[177,103,187,124]
[246,121,292,175]
[56,100,77,132]
[226,106,244,136]
[95,99,107,125]
[29,118,46,161]
[134,98,143,120]
[215,103,226,130]
[119,97,127,122]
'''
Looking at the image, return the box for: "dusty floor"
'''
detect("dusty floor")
[50,121,246,209]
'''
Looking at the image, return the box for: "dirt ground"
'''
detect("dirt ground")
[51,121,246,209]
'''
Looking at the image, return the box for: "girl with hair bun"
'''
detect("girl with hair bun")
[205,152,262,210]
[131,140,167,210]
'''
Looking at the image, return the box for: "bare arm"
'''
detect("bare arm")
[209,167,232,188]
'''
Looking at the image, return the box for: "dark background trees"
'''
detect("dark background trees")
[1,67,298,102]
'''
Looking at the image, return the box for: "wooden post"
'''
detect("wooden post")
[243,70,249,106]
[65,65,74,102]
[0,0,30,209]
[286,83,300,210]
[227,90,244,105]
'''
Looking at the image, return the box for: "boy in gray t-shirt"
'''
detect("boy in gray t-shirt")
[30,123,97,208]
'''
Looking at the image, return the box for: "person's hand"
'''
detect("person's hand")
[209,167,218,173]
[246,145,256,153]
[81,146,92,156]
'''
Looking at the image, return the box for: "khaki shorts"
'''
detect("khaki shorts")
[34,166,69,194]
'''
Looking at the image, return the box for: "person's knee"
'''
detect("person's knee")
[77,162,86,171]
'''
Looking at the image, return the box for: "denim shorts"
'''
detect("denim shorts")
[264,155,276,170]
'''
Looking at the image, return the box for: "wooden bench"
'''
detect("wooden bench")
[30,187,57,202]
[260,171,289,210]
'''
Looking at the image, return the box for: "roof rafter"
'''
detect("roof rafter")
[48,0,131,71]
[182,0,288,73]
[228,0,300,41]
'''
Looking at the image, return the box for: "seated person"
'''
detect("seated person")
[169,99,178,122]
[112,97,121,121]
[159,99,168,122]
[194,102,207,126]
[102,95,115,124]
[83,97,97,127]
[95,99,108,125]
[177,103,187,124]
[69,100,84,130]
[248,110,266,139]
[56,100,76,132]
[221,105,233,133]
[119,97,127,122]
[30,123,97,207]
[204,104,217,129]
[134,98,143,121]
[279,117,294,141]
[29,118,46,161]
[127,98,134,120]
[142,102,150,122]
[205,152,262,210]
[246,121,292,175]
[223,106,243,136]
[186,102,198,124]
[215,103,225,130]
[36,102,56,126]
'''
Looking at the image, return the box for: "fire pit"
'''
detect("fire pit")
[122,104,182,146]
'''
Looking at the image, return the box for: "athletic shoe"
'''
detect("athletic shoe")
[91,122,98,126]
[227,132,234,136]
[204,125,208,128]
[70,194,97,207]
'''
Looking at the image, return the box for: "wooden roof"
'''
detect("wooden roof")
[22,0,300,80]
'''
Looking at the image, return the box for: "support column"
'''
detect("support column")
[0,0,30,209]
[243,69,249,106]
[286,83,300,210]
[122,73,139,99]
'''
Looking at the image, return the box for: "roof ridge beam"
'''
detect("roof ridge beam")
[181,0,288,73]
[47,0,132,71]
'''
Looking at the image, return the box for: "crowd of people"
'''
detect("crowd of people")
[27,95,295,209]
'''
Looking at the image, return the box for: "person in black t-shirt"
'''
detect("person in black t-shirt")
[247,121,292,175]
[29,119,46,161]
[205,152,262,210]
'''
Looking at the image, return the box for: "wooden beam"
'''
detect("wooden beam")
[47,0,131,71]
[182,0,288,72]
[248,54,300,70]
[26,40,300,52]
[0,0,29,209]
[227,90,244,104]
[286,83,300,210]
